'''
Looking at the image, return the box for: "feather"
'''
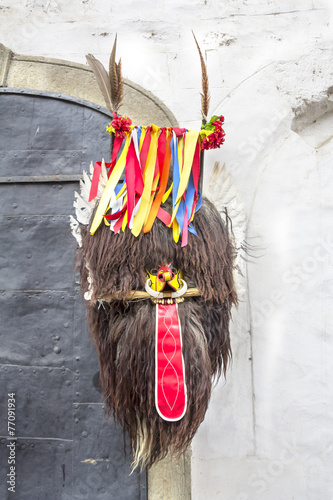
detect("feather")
[69,215,82,247]
[86,53,113,113]
[74,192,94,225]
[99,159,109,190]
[80,170,93,205]
[97,159,109,199]
[116,59,124,110]
[204,162,247,296]
[81,160,107,203]
[192,31,210,124]
[87,35,124,114]
[204,162,246,243]
[109,35,124,113]
[109,35,118,111]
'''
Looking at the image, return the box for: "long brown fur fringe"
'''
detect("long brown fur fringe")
[78,197,237,469]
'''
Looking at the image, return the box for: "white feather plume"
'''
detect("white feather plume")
[203,162,247,296]
[79,169,93,205]
[69,215,82,247]
[70,159,114,300]
[74,191,94,225]
[97,159,109,198]
[72,159,110,229]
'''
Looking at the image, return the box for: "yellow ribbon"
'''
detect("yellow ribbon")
[144,173,160,225]
[162,183,173,203]
[116,182,127,199]
[131,124,160,236]
[121,194,128,231]
[90,134,131,235]
[170,130,200,225]
[139,126,146,151]
[104,205,111,226]
[172,219,181,243]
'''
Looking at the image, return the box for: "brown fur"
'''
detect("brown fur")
[78,197,237,469]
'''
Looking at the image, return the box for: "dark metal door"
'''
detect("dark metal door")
[0,89,147,500]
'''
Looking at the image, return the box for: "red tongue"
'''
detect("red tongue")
[155,303,187,421]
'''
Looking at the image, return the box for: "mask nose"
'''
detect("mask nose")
[157,264,175,283]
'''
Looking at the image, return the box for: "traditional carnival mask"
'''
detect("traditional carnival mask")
[70,34,241,470]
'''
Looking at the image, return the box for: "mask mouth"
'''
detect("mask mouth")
[161,281,177,293]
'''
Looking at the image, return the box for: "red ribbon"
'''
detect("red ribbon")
[157,128,167,178]
[156,207,172,226]
[88,161,102,202]
[88,158,117,203]
[155,303,187,421]
[173,127,186,137]
[125,140,144,225]
[103,203,127,221]
[192,141,200,197]
[139,127,152,173]
[113,213,125,233]
[181,203,188,248]
[109,136,124,176]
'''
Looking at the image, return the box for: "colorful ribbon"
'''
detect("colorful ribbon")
[88,124,203,245]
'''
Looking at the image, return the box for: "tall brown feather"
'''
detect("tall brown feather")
[109,35,118,112]
[86,54,113,113]
[192,31,210,124]
[116,59,124,110]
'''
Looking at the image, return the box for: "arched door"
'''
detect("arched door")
[0,88,147,500]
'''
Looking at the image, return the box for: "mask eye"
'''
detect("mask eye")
[170,265,177,274]
[150,269,158,276]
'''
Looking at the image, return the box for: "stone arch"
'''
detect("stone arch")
[0,43,178,127]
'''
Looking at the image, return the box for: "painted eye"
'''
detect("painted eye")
[170,265,177,274]
[150,269,158,276]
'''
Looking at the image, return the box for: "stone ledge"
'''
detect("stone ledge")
[0,43,178,127]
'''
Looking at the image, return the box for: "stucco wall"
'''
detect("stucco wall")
[1,1,333,498]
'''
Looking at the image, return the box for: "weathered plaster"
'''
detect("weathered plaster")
[1,1,333,498]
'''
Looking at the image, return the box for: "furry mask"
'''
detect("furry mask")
[71,159,240,469]
[71,35,244,470]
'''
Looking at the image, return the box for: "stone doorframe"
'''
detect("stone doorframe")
[0,43,191,500]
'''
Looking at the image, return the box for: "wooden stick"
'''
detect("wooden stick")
[98,287,202,302]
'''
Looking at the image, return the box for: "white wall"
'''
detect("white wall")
[1,1,333,498]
